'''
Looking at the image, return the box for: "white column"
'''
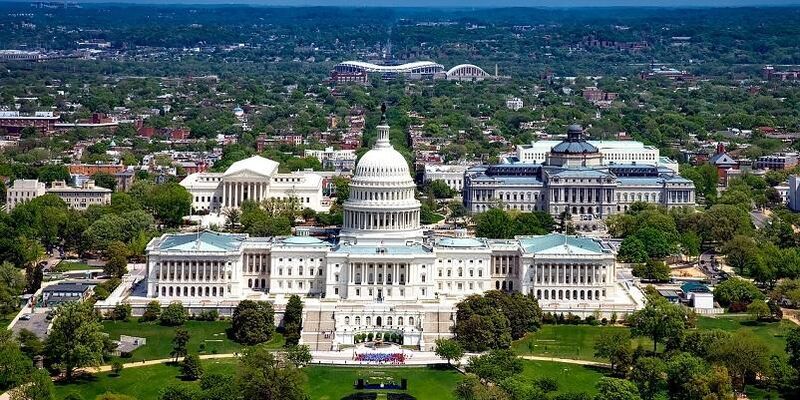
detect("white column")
[222,183,227,207]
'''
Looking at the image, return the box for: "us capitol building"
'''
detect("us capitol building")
[120,110,643,351]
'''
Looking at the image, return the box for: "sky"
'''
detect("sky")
[3,0,800,6]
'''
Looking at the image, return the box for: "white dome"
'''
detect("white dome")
[339,114,423,246]
[354,146,411,182]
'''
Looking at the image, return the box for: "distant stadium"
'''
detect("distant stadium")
[330,60,499,83]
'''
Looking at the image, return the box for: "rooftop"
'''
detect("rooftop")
[518,234,605,255]
[155,231,247,253]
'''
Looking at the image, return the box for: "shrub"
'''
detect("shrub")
[111,360,124,376]
[196,310,219,321]
[160,302,188,326]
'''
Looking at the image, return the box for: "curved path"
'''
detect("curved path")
[81,351,609,374]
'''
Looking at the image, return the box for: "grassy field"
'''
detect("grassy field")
[519,360,605,395]
[511,324,656,361]
[305,365,464,400]
[696,315,794,356]
[54,359,604,400]
[55,360,237,400]
[102,318,284,362]
[512,316,793,361]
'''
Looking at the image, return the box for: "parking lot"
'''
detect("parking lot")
[11,312,51,339]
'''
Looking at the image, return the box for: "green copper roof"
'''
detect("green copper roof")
[157,231,247,252]
[281,236,329,246]
[518,234,603,255]
[436,237,487,248]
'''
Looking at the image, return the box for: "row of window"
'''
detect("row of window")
[343,315,415,327]
[158,285,226,297]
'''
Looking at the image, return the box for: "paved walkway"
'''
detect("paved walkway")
[79,350,610,374]
[519,355,610,367]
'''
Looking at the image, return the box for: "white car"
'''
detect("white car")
[20,314,32,321]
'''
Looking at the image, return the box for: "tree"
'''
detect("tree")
[91,172,117,191]
[475,208,514,239]
[617,237,648,263]
[466,349,523,384]
[236,345,308,400]
[37,165,70,184]
[171,328,190,362]
[484,291,543,340]
[111,360,124,376]
[141,301,161,322]
[747,299,771,321]
[181,354,203,380]
[0,332,35,391]
[44,301,105,380]
[713,278,764,309]
[594,377,642,400]
[632,260,671,282]
[680,329,732,359]
[627,297,689,353]
[454,374,510,400]
[9,369,54,400]
[630,357,665,400]
[435,338,465,366]
[231,300,275,345]
[721,236,759,274]
[283,295,303,347]
[426,180,455,198]
[667,352,735,400]
[0,262,25,315]
[160,302,187,326]
[285,345,312,367]
[17,328,43,359]
[498,376,544,400]
[787,327,800,373]
[634,227,674,259]
[104,241,129,278]
[709,332,771,392]
[594,330,632,376]
[159,385,201,400]
[111,303,132,322]
[142,183,191,227]
[199,373,237,400]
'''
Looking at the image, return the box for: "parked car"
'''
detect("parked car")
[20,314,32,320]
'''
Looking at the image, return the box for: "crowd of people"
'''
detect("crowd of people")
[354,352,407,364]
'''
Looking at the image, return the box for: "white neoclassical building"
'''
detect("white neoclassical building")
[132,111,642,351]
[180,156,328,213]
[464,125,695,230]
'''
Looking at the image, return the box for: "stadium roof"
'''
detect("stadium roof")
[335,60,444,73]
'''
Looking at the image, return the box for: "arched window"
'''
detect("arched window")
[345,316,350,325]
[398,317,404,326]
[387,316,393,326]
[408,317,414,326]
[355,316,361,325]
[366,316,371,326]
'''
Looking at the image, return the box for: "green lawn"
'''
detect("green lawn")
[102,318,284,362]
[55,360,237,400]
[511,324,655,361]
[519,360,605,395]
[695,315,794,356]
[54,360,603,400]
[512,317,793,361]
[305,365,463,400]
